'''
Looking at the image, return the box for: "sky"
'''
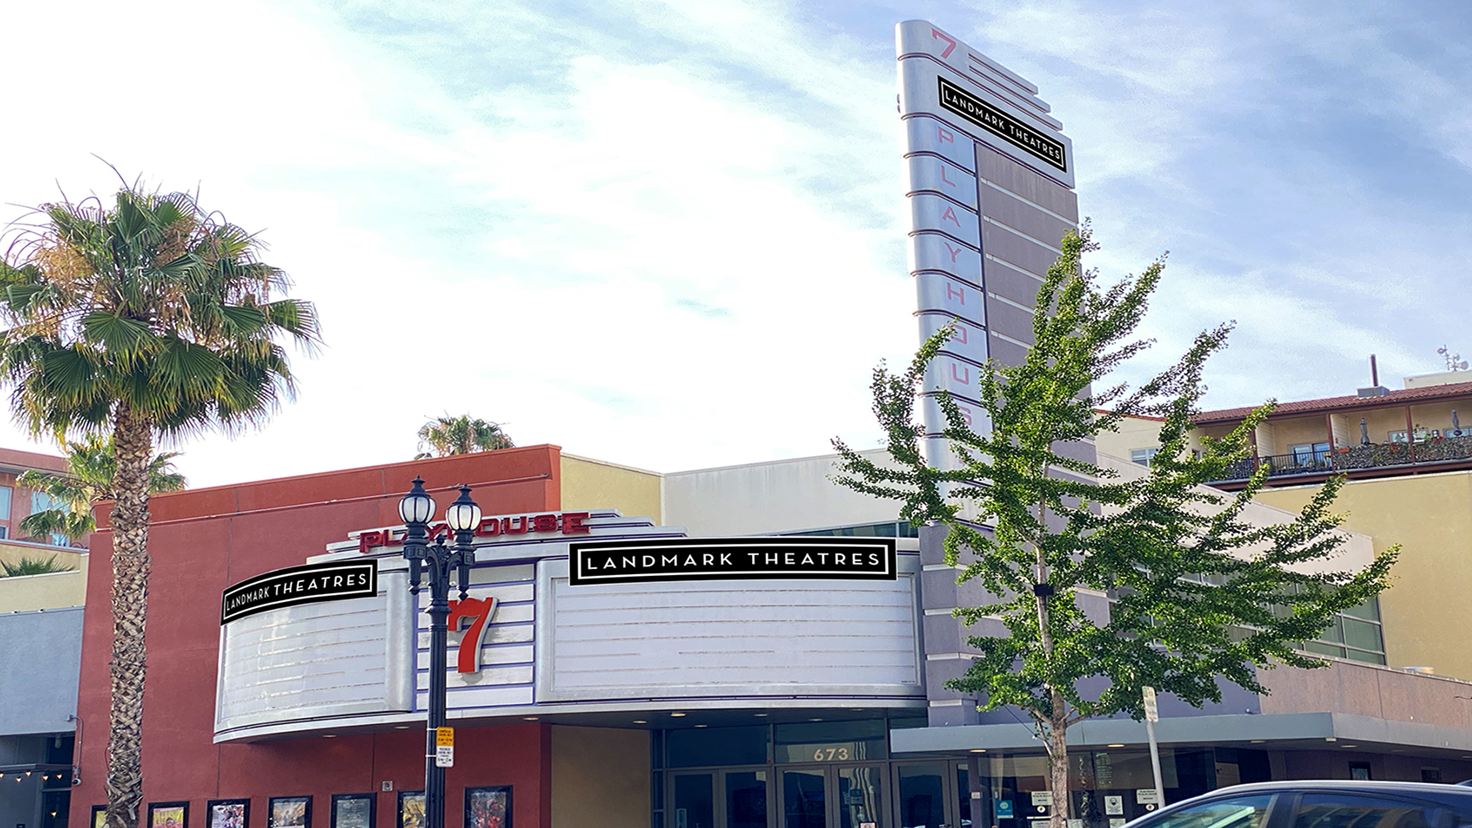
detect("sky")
[1,0,1471,489]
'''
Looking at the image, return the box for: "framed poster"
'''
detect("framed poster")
[465,787,511,828]
[92,806,108,828]
[332,794,376,828]
[149,802,189,828]
[269,796,311,828]
[207,800,250,828]
[397,791,426,828]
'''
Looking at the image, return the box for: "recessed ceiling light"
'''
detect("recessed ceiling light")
[809,717,824,722]
[523,716,539,721]
[753,713,769,718]
[1342,744,1358,749]
[694,724,708,729]
[322,734,337,739]
[671,712,687,718]
[632,720,647,725]
[1325,737,1338,742]
[394,725,410,730]
[1250,740,1266,744]
[969,748,987,753]
[1106,744,1125,748]
[850,708,865,712]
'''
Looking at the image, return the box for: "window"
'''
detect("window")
[0,485,11,518]
[1292,792,1448,828]
[786,522,917,538]
[1290,442,1331,466]
[1349,762,1372,780]
[1130,448,1160,466]
[1422,768,1443,784]
[1146,794,1274,828]
[28,491,70,546]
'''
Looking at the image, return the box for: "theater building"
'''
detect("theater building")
[56,442,1472,828]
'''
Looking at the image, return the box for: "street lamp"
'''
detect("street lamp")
[399,477,481,828]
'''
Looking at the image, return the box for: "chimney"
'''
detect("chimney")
[1357,354,1390,397]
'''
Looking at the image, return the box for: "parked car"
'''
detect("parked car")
[1124,781,1472,828]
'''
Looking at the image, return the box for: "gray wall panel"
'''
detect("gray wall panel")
[982,222,1061,276]
[0,607,82,735]
[981,187,1076,250]
[985,264,1045,308]
[983,297,1036,346]
[978,149,1080,222]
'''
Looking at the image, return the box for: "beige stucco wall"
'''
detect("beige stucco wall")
[559,454,663,522]
[550,725,650,828]
[1253,470,1472,679]
[1094,416,1165,465]
[1097,452,1373,575]
[0,549,87,612]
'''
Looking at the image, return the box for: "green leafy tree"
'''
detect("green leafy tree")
[19,434,187,545]
[0,554,75,577]
[833,227,1395,827]
[415,413,514,458]
[0,177,319,828]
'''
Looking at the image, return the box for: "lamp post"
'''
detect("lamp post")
[398,477,482,828]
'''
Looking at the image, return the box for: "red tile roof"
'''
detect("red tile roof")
[1193,380,1472,425]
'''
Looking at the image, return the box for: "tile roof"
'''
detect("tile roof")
[1193,380,1472,425]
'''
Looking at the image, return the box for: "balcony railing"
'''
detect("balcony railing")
[1214,433,1472,483]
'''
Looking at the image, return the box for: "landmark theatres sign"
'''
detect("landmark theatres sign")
[220,560,377,624]
[936,76,1067,172]
[569,537,897,585]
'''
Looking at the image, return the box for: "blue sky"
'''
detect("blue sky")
[2,0,1470,488]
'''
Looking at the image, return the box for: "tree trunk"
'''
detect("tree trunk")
[1048,705,1071,828]
[104,406,154,828]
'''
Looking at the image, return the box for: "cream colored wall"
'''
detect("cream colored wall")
[550,726,650,828]
[0,546,87,611]
[1097,453,1373,575]
[1094,416,1164,464]
[559,454,663,522]
[1270,416,1331,452]
[1253,471,1472,679]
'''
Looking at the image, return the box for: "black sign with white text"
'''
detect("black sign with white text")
[568,537,898,585]
[221,560,378,624]
[937,76,1067,172]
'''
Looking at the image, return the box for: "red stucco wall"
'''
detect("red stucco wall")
[72,447,563,828]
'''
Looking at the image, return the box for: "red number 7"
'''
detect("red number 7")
[448,596,498,674]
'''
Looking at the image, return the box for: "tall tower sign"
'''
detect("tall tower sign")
[898,20,1084,726]
[897,20,1079,477]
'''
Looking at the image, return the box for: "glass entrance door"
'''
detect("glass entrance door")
[674,772,717,828]
[782,769,828,828]
[726,770,771,828]
[836,765,886,828]
[895,763,952,828]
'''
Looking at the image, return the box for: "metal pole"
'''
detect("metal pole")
[426,543,450,828]
[1145,716,1166,808]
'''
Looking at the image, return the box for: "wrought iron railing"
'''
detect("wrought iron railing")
[1214,433,1472,482]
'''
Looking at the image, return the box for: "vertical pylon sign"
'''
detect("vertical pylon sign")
[896,20,1080,500]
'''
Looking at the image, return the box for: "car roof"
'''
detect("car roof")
[1217,781,1472,795]
[1187,781,1472,804]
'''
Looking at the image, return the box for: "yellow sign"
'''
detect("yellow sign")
[435,727,454,747]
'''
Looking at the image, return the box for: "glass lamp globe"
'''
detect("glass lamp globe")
[444,484,482,532]
[398,477,436,524]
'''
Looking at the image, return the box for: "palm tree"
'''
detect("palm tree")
[415,414,514,458]
[19,434,188,545]
[0,176,319,828]
[0,554,75,577]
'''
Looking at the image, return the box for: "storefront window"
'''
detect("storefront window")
[774,720,887,764]
[667,726,769,768]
